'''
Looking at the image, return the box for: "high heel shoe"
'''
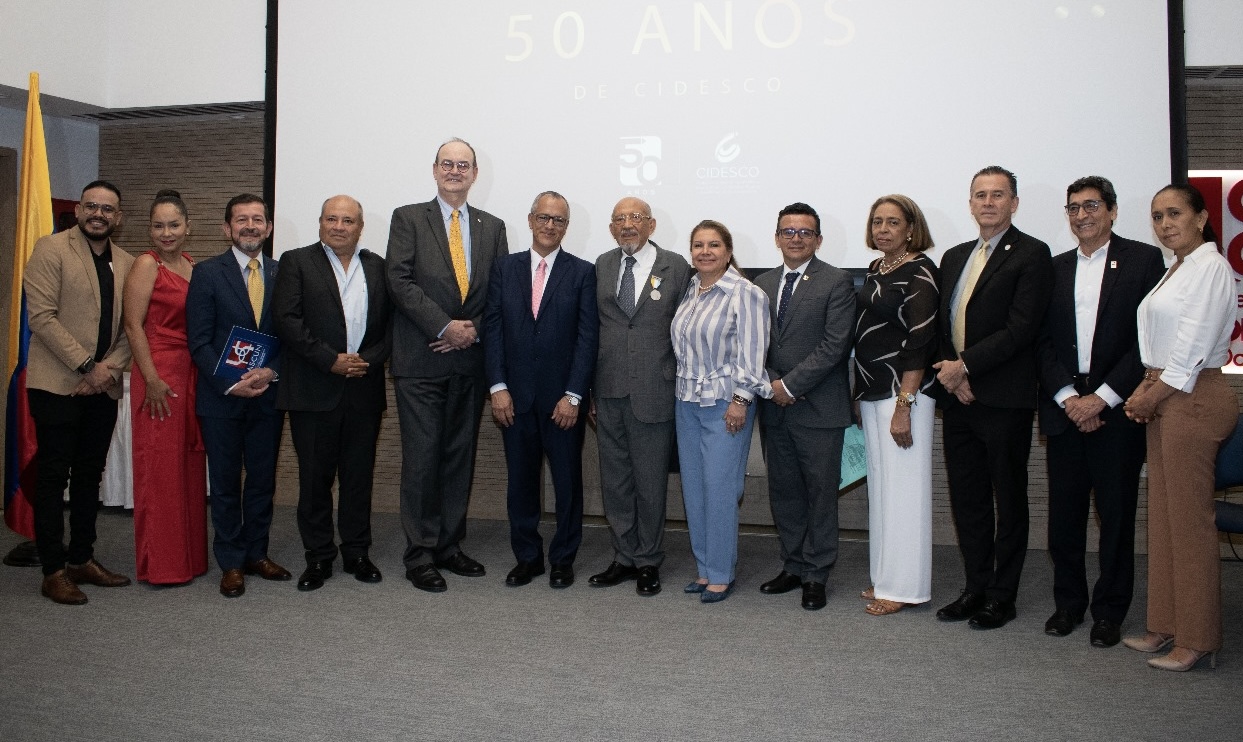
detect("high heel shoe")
[1147,646,1217,672]
[1121,632,1174,653]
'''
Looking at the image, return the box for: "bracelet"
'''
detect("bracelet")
[731,394,752,407]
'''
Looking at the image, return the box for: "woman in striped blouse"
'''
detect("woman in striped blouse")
[672,220,772,603]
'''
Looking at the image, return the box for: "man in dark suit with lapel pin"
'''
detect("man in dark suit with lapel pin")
[272,195,393,592]
[387,138,509,593]
[186,193,292,598]
[1036,176,1164,646]
[753,202,855,611]
[484,192,598,588]
[587,197,689,597]
[933,166,1054,629]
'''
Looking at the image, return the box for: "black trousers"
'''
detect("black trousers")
[289,384,383,563]
[27,389,119,576]
[943,403,1034,604]
[1046,416,1145,624]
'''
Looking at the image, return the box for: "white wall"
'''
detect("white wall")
[1,0,266,107]
[0,106,98,201]
[1185,0,1243,66]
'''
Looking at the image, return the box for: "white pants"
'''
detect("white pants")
[860,393,934,604]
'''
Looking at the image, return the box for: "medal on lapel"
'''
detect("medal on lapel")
[650,275,662,301]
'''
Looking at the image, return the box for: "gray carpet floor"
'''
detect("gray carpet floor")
[2,507,1241,741]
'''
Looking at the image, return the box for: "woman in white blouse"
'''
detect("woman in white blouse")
[1122,184,1238,672]
[672,220,771,603]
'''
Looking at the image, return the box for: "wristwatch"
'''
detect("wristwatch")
[77,358,96,375]
[564,395,580,407]
[895,392,917,408]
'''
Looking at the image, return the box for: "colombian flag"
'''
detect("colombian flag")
[4,73,53,539]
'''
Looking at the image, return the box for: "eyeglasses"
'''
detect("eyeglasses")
[437,160,474,173]
[776,228,818,240]
[611,213,651,225]
[533,213,568,227]
[81,202,118,216]
[1064,200,1104,217]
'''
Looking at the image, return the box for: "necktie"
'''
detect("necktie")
[952,241,989,353]
[532,258,547,318]
[449,209,469,301]
[246,258,264,325]
[777,271,799,329]
[619,255,637,317]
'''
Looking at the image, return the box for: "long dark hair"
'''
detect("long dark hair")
[1154,184,1218,245]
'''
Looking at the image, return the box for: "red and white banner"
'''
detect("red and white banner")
[1189,171,1243,372]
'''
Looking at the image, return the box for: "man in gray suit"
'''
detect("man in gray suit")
[755,202,855,610]
[587,197,690,597]
[386,138,509,593]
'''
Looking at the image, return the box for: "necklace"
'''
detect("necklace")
[878,250,909,275]
[698,283,715,294]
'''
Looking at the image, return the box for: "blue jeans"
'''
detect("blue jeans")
[676,399,755,585]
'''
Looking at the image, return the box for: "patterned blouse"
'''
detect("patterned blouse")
[672,265,772,406]
[852,253,940,401]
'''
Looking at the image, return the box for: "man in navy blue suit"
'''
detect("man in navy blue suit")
[484,191,598,588]
[186,193,291,598]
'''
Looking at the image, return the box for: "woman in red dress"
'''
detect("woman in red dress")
[122,189,207,584]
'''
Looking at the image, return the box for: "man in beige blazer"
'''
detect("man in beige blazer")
[24,180,135,605]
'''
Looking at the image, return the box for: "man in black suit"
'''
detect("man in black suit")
[754,202,855,611]
[387,138,509,593]
[484,192,598,588]
[933,166,1053,629]
[587,197,690,597]
[273,195,393,592]
[1036,176,1164,646]
[186,194,292,598]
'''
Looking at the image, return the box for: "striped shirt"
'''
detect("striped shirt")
[672,265,772,406]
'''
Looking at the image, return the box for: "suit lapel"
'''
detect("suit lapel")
[778,259,819,339]
[68,228,101,307]
[632,247,666,315]
[536,251,568,323]
[222,251,253,325]
[424,200,456,283]
[971,227,1018,294]
[1094,236,1125,325]
[308,246,346,317]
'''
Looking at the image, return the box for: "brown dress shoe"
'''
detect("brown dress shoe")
[244,558,292,581]
[42,570,89,605]
[66,558,131,587]
[220,569,246,597]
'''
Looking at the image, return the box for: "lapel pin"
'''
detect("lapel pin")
[1110,260,1117,269]
[650,289,661,301]
[802,275,809,281]
[1004,245,1011,251]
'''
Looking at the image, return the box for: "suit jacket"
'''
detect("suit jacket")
[272,242,393,413]
[935,225,1053,409]
[484,249,598,415]
[593,242,691,423]
[1036,233,1165,436]
[24,226,134,399]
[185,248,281,419]
[386,199,508,378]
[754,256,855,428]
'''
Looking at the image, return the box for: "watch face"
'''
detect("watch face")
[567,396,579,406]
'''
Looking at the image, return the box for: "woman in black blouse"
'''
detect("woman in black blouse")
[853,194,940,616]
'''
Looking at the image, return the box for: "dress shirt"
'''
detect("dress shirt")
[616,241,657,296]
[1137,242,1236,392]
[948,237,996,337]
[672,266,771,406]
[230,245,264,281]
[320,242,369,354]
[1052,242,1122,408]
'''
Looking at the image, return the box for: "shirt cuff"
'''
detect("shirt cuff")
[489,383,508,395]
[1094,383,1122,408]
[1053,385,1076,407]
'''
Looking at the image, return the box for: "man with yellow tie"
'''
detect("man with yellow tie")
[932,166,1053,630]
[186,193,292,598]
[387,138,509,592]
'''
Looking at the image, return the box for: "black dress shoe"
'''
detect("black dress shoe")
[936,590,985,621]
[759,571,803,595]
[636,566,662,596]
[1044,608,1083,637]
[434,551,485,577]
[969,600,1017,630]
[406,564,447,593]
[343,555,382,583]
[505,560,545,587]
[801,581,827,611]
[549,564,574,589]
[588,561,639,587]
[297,560,333,592]
[1090,619,1122,647]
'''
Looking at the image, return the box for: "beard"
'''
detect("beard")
[78,216,116,242]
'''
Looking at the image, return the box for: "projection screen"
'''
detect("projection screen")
[274,1,1172,267]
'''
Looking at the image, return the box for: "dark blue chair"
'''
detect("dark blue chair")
[1215,414,1243,533]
